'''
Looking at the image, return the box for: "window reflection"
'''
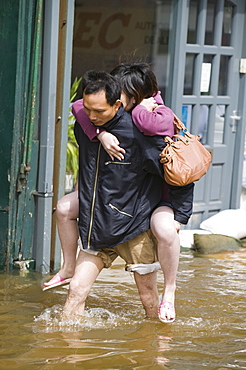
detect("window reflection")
[184,53,196,95]
[182,105,192,132]
[218,55,230,95]
[187,0,198,44]
[214,105,226,144]
[182,105,227,145]
[205,0,216,45]
[72,0,172,98]
[198,105,209,144]
[222,1,233,46]
[182,105,209,145]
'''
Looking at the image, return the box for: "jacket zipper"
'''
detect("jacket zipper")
[87,144,101,248]
[105,161,131,165]
[109,203,133,218]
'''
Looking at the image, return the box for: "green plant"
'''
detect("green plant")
[66,77,82,184]
[70,76,82,102]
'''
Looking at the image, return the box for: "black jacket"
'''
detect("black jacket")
[75,105,193,250]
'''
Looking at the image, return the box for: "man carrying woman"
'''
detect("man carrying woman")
[44,64,194,323]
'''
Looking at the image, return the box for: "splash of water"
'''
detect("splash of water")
[33,304,139,333]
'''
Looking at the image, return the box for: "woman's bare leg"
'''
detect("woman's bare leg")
[150,206,180,321]
[55,190,79,279]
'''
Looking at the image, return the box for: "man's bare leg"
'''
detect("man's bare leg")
[134,271,159,318]
[63,250,104,316]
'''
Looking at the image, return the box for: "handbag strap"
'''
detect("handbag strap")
[164,134,191,146]
[173,114,188,133]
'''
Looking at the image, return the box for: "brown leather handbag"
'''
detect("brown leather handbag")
[160,115,212,186]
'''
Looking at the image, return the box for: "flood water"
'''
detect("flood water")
[0,248,245,369]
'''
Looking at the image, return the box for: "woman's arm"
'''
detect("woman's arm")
[97,131,125,160]
[132,91,175,137]
[168,183,194,225]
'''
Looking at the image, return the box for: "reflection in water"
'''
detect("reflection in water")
[0,250,245,369]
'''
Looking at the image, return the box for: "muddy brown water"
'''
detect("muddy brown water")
[0,248,245,369]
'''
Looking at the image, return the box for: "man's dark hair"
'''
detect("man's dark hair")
[81,70,121,106]
[111,62,159,105]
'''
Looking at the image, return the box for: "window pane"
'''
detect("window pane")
[182,105,209,145]
[187,0,198,44]
[72,0,172,97]
[205,0,216,45]
[218,55,230,95]
[184,53,196,95]
[198,105,209,144]
[221,1,233,46]
[182,105,192,132]
[214,105,226,144]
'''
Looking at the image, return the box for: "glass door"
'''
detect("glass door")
[172,0,246,227]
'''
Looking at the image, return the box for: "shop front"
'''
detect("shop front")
[70,0,246,229]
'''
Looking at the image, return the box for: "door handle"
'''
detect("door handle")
[230,110,241,133]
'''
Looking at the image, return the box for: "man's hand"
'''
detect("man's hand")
[97,131,126,160]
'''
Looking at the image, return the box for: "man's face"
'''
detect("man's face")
[83,90,121,126]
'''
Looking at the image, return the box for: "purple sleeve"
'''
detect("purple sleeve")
[71,99,105,142]
[131,91,175,137]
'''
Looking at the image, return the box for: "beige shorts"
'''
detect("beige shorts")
[80,230,159,273]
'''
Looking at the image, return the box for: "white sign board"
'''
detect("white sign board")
[200,63,211,93]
